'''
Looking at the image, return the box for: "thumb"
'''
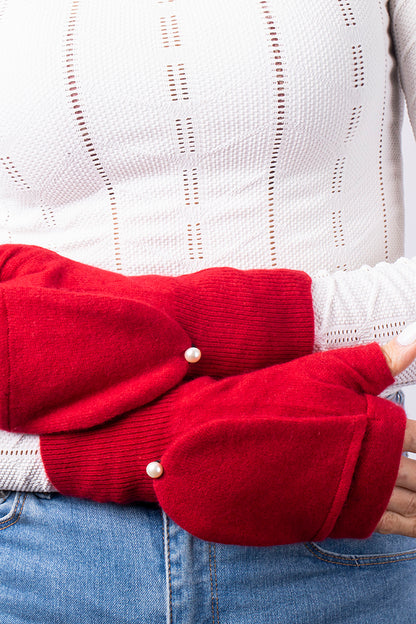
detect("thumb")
[380,322,416,378]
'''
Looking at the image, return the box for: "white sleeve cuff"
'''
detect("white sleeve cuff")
[0,431,57,492]
[311,256,416,389]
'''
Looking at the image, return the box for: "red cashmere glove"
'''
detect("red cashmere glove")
[0,245,404,546]
[0,244,313,433]
[40,343,406,547]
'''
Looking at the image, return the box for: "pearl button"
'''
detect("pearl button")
[184,347,201,363]
[146,461,164,479]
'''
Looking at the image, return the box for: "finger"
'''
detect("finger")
[403,418,416,454]
[381,322,416,377]
[395,455,416,490]
[384,485,416,518]
[376,510,416,538]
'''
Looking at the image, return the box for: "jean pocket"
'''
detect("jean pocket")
[305,533,416,566]
[0,491,27,531]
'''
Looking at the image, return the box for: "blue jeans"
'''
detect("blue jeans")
[1,393,415,623]
[0,493,416,623]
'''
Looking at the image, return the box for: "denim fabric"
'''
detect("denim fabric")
[0,393,415,623]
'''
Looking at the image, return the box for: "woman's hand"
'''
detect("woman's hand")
[376,324,416,538]
[379,322,416,377]
[375,421,416,537]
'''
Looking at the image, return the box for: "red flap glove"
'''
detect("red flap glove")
[0,244,313,433]
[40,343,406,546]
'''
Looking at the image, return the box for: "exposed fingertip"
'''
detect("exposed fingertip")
[397,322,416,346]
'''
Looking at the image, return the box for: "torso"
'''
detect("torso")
[0,0,404,276]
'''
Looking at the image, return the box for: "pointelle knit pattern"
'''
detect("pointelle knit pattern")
[0,1,415,506]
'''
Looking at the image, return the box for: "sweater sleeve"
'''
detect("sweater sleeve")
[390,0,416,137]
[0,244,313,434]
[39,343,406,546]
[311,1,416,390]
[311,257,416,390]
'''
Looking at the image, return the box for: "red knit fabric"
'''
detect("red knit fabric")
[0,244,313,433]
[0,244,406,546]
[40,344,406,546]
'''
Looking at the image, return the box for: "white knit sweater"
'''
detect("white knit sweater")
[0,0,415,491]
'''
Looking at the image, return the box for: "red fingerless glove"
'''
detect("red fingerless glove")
[40,344,406,546]
[0,244,313,433]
